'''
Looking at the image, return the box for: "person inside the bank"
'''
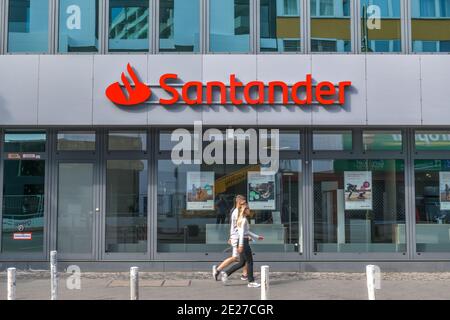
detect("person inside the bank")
[220,204,264,288]
[213,195,248,281]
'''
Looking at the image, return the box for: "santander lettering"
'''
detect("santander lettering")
[106,63,352,107]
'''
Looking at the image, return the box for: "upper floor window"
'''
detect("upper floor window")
[209,0,251,53]
[260,0,301,52]
[108,0,149,52]
[310,0,352,52]
[58,0,99,53]
[360,0,402,53]
[8,0,49,53]
[412,0,450,52]
[159,0,200,52]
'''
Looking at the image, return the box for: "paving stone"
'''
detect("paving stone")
[162,280,191,287]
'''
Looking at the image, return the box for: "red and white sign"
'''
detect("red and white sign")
[13,233,32,240]
[106,63,352,107]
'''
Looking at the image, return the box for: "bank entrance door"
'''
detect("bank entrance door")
[56,161,100,260]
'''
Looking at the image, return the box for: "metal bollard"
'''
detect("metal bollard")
[130,267,139,300]
[261,265,269,300]
[50,251,58,300]
[7,268,16,300]
[366,265,381,300]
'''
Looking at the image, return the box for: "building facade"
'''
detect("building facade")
[0,0,450,271]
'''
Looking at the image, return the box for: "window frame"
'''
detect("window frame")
[308,128,410,260]
[105,0,153,54]
[55,0,102,54]
[257,0,304,54]
[156,0,203,54]
[356,0,406,54]
[5,0,53,54]
[206,0,255,54]
[0,129,50,260]
[307,0,357,54]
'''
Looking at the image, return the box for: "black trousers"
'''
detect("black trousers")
[225,238,254,282]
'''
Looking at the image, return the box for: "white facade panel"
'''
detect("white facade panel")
[256,55,312,125]
[0,55,39,125]
[311,55,367,125]
[420,55,450,126]
[38,55,94,125]
[366,55,422,126]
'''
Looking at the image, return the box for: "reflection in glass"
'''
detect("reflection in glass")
[57,131,96,151]
[57,163,93,254]
[415,131,450,151]
[2,160,45,252]
[313,131,352,151]
[360,0,401,52]
[363,130,402,151]
[108,132,146,151]
[106,160,148,253]
[412,0,450,52]
[210,0,250,52]
[415,160,450,252]
[313,159,406,252]
[8,0,49,52]
[310,0,351,52]
[260,0,301,52]
[4,132,46,153]
[58,0,99,52]
[159,0,200,52]
[109,0,149,52]
[157,160,301,253]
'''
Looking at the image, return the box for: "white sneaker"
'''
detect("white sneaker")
[220,271,229,285]
[247,282,261,288]
[212,265,218,281]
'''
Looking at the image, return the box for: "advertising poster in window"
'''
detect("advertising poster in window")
[247,172,276,210]
[186,172,215,210]
[344,171,372,210]
[439,172,450,210]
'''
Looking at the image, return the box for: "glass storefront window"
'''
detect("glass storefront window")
[106,160,148,253]
[260,0,301,52]
[310,0,351,52]
[4,132,46,153]
[7,0,49,53]
[159,0,200,52]
[415,131,450,151]
[57,131,96,151]
[363,130,402,151]
[57,163,94,254]
[108,0,149,52]
[157,159,301,253]
[2,160,45,253]
[313,159,406,252]
[313,131,352,151]
[58,0,99,53]
[210,0,250,52]
[108,131,147,151]
[412,0,450,52]
[415,159,450,252]
[360,0,401,52]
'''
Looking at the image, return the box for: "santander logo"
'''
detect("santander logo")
[105,63,352,107]
[105,63,151,106]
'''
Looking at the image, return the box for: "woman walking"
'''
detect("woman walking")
[212,195,248,280]
[220,205,264,288]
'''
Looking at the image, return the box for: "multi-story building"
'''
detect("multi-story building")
[0,0,450,271]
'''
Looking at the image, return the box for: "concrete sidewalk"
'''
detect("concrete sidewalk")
[1,272,450,300]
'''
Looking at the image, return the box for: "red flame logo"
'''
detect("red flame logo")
[105,64,151,106]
